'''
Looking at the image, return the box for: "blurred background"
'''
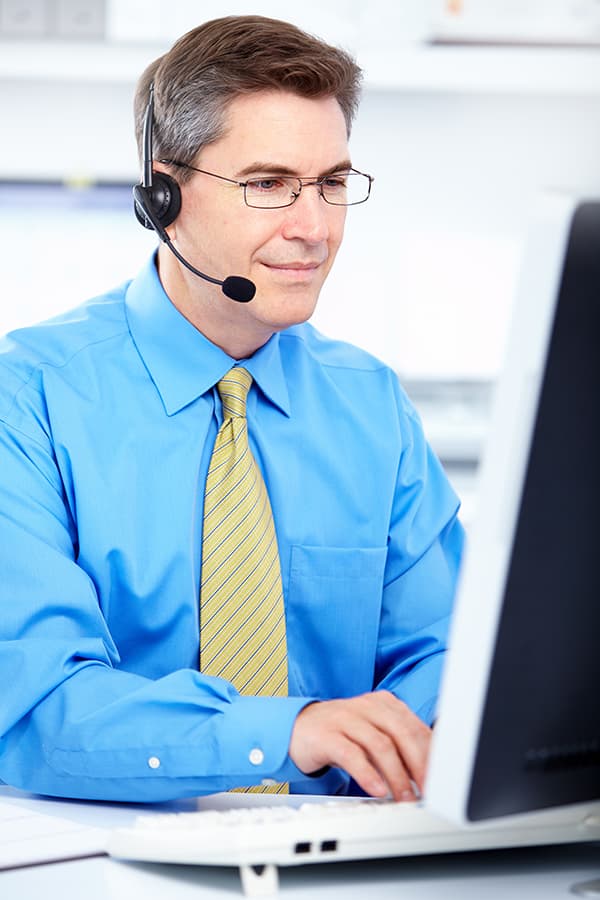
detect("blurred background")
[1,0,599,524]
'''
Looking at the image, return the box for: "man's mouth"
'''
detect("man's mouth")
[263,261,322,270]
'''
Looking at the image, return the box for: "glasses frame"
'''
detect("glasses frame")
[158,159,374,209]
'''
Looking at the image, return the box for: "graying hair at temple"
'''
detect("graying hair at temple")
[133,14,363,184]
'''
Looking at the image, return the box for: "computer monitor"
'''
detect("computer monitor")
[426,193,600,826]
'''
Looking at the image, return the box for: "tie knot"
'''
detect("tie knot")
[217,367,252,419]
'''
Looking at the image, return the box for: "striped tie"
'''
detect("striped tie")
[200,366,289,794]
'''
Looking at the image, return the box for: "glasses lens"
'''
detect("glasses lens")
[245,177,298,209]
[321,172,371,206]
[244,172,372,208]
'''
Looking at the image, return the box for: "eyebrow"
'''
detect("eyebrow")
[235,160,353,179]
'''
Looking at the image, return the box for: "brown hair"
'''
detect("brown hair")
[133,15,363,181]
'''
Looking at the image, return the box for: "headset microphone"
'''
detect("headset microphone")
[133,85,256,304]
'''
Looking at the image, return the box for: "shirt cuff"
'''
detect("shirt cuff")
[214,694,318,786]
[389,652,446,727]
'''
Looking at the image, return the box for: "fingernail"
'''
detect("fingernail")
[370,778,387,797]
[400,789,415,802]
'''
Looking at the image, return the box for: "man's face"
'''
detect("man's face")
[165,90,350,340]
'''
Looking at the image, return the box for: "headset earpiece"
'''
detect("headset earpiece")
[133,171,182,231]
[132,82,256,302]
[134,84,182,231]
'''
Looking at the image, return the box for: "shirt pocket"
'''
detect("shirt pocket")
[285,545,388,698]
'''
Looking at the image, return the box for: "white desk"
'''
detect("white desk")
[1,787,599,900]
[3,841,599,900]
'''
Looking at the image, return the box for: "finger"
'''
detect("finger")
[361,727,417,802]
[331,734,389,799]
[357,693,432,793]
[391,718,431,795]
[331,709,417,801]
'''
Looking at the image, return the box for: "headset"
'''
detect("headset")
[132,84,256,303]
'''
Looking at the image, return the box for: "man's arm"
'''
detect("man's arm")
[288,382,464,800]
[0,417,311,801]
[374,391,464,724]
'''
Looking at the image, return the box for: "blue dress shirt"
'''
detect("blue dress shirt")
[0,255,464,801]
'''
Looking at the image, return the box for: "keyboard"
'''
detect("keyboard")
[107,794,600,871]
[0,799,107,870]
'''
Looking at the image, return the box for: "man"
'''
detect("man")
[0,16,463,802]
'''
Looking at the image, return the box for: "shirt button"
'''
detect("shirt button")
[249,748,264,766]
[148,756,161,769]
[261,778,277,787]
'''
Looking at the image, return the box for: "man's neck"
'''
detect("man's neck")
[157,248,272,359]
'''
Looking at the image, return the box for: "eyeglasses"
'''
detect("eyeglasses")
[159,159,374,209]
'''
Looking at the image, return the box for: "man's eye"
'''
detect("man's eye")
[323,176,347,189]
[248,178,285,192]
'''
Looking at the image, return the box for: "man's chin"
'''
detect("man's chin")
[252,289,320,331]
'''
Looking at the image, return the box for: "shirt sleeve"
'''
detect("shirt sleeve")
[0,415,311,802]
[374,379,466,725]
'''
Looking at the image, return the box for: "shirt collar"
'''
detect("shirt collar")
[125,254,290,417]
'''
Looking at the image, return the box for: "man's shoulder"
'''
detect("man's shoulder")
[280,323,421,425]
[0,282,131,408]
[281,322,390,374]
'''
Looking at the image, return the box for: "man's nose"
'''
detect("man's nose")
[280,184,331,244]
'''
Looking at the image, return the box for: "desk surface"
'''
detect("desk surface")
[3,843,599,900]
[1,787,598,900]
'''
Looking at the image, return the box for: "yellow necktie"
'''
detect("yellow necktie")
[200,367,288,793]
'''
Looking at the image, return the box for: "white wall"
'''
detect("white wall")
[1,4,599,380]
[320,87,600,377]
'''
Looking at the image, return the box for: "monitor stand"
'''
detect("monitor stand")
[572,879,600,897]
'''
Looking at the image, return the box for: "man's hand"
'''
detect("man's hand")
[288,691,431,801]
